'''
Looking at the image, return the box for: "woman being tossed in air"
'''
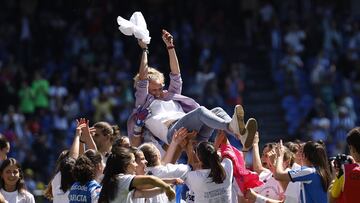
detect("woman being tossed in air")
[127,29,257,152]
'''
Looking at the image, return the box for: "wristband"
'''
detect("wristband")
[167,45,175,49]
[142,48,149,54]
[133,133,142,138]
[134,125,143,133]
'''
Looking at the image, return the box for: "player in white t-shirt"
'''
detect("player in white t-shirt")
[139,139,191,181]
[130,145,184,203]
[0,158,35,203]
[99,147,176,203]
[50,157,76,203]
[90,121,121,159]
[45,118,100,203]
[282,141,303,203]
[45,119,91,203]
[246,133,298,202]
[184,142,233,203]
[138,129,190,203]
[248,141,302,203]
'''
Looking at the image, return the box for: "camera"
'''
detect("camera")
[329,154,353,177]
[329,154,353,168]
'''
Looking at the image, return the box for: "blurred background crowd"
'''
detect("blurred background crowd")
[0,0,360,199]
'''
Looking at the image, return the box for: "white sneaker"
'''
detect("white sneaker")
[241,118,257,152]
[229,105,258,151]
[229,105,246,137]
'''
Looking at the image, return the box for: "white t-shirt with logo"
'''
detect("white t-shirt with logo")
[253,169,284,201]
[147,163,191,179]
[51,172,69,203]
[110,174,136,203]
[0,189,35,203]
[146,163,191,203]
[184,158,233,203]
[185,190,195,203]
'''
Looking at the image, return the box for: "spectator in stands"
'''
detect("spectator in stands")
[280,47,303,89]
[332,106,355,153]
[18,81,35,116]
[49,78,68,112]
[2,106,25,139]
[31,72,49,110]
[0,136,10,163]
[0,158,35,203]
[309,112,331,141]
[0,136,9,203]
[92,93,115,123]
[284,23,306,54]
[78,82,99,117]
[52,108,69,153]
[224,64,245,108]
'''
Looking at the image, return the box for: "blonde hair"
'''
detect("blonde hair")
[133,67,165,87]
[93,122,121,142]
[139,143,160,167]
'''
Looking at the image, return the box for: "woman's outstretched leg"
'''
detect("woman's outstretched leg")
[167,105,257,150]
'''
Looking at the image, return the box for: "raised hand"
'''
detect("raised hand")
[162,29,174,47]
[76,118,88,137]
[179,130,197,148]
[276,140,285,157]
[138,39,148,49]
[265,148,278,171]
[77,118,91,143]
[186,130,197,140]
[77,119,98,151]
[172,127,188,146]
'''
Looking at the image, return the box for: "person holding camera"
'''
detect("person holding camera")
[330,127,360,203]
